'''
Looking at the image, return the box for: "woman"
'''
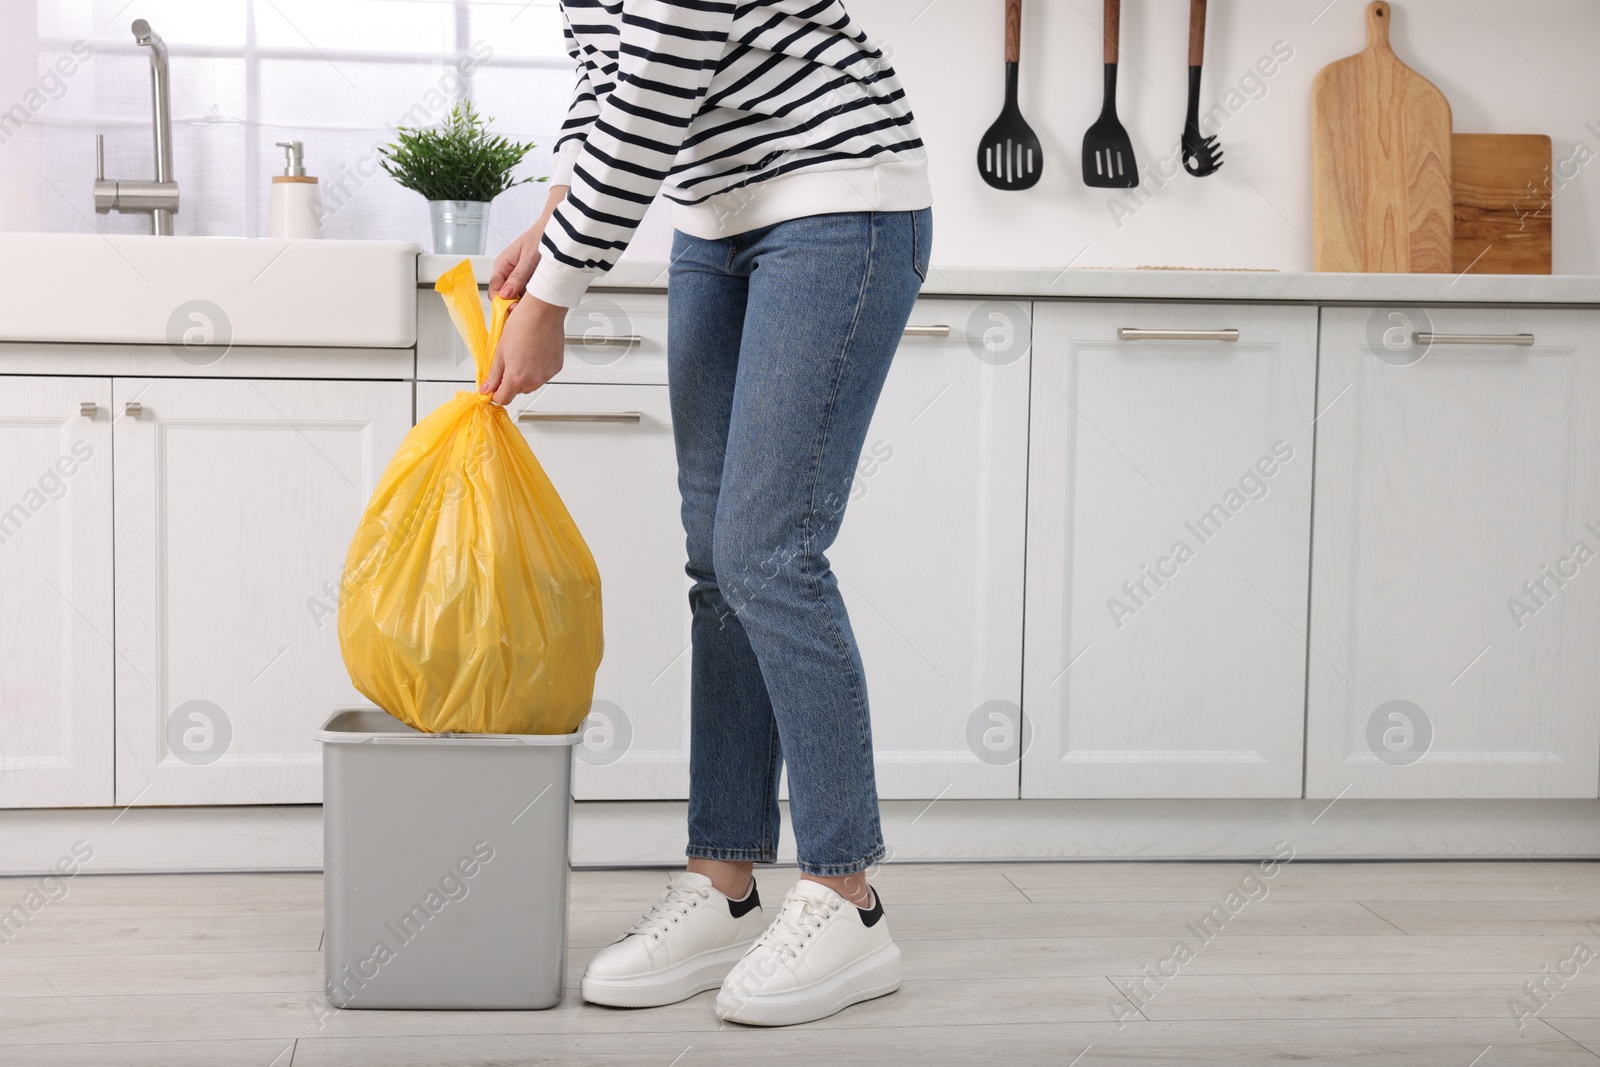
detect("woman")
[485,0,930,1027]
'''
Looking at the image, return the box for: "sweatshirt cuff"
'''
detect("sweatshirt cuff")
[527,254,599,309]
[548,138,584,190]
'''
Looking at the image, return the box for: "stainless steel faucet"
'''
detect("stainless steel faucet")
[94,19,179,235]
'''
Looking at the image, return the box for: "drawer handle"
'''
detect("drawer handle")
[1414,332,1535,347]
[1117,328,1240,342]
[902,324,951,337]
[80,401,97,417]
[124,401,142,417]
[517,410,643,424]
[563,333,641,348]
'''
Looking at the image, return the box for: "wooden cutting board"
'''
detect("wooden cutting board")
[1312,1,1454,273]
[1452,133,1552,274]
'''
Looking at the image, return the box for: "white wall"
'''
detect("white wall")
[5,1,1597,274]
[846,0,1600,274]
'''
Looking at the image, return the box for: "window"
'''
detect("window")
[0,0,669,257]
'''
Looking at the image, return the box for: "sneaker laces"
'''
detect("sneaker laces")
[753,892,840,961]
[627,879,711,939]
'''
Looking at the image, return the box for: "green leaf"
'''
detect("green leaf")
[378,100,546,203]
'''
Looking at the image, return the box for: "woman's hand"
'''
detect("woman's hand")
[489,184,569,299]
[489,225,543,300]
[480,296,567,405]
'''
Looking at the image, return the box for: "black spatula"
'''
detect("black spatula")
[1082,0,1138,187]
[976,0,1042,190]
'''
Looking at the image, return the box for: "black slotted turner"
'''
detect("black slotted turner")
[976,0,1042,190]
[1083,0,1138,187]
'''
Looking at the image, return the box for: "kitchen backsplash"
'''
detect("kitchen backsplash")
[1,0,1596,273]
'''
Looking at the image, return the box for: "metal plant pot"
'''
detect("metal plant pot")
[427,200,490,255]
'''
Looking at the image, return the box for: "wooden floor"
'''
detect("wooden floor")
[3,861,1600,1064]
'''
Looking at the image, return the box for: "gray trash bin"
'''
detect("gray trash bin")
[314,708,583,1010]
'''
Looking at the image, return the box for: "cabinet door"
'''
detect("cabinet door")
[831,299,1029,798]
[1022,302,1317,798]
[113,378,412,805]
[418,381,689,799]
[1308,308,1600,798]
[0,377,113,807]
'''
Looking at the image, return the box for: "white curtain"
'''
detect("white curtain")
[0,0,673,258]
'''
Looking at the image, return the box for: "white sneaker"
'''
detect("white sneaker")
[581,871,765,1008]
[714,879,901,1026]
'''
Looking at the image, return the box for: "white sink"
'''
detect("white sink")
[0,233,419,348]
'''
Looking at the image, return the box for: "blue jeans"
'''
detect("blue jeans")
[668,208,931,878]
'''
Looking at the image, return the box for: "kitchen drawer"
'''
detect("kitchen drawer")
[416,288,668,385]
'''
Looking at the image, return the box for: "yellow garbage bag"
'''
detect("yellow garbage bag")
[337,260,603,734]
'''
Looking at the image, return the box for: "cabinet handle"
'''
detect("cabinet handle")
[1117,328,1240,342]
[516,410,643,424]
[1414,332,1535,347]
[902,324,951,337]
[80,401,97,417]
[563,333,641,348]
[124,401,142,417]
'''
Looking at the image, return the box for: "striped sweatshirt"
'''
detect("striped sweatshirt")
[527,0,933,308]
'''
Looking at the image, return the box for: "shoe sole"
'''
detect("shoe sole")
[714,941,901,1026]
[581,940,755,1008]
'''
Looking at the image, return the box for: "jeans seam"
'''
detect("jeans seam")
[793,213,881,875]
[799,213,872,567]
[910,210,927,281]
[762,719,780,858]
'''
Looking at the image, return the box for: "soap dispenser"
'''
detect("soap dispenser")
[267,140,324,239]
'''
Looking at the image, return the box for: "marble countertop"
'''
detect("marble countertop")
[418,254,1600,306]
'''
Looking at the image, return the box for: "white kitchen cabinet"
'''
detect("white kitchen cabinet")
[418,380,691,801]
[1307,308,1600,799]
[113,378,411,805]
[1022,302,1317,799]
[419,296,1029,801]
[830,299,1029,799]
[0,377,114,807]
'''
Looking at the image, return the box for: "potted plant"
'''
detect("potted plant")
[379,100,544,255]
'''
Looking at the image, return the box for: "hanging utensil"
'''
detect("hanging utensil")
[1082,0,1137,187]
[1181,0,1223,176]
[976,0,1043,190]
